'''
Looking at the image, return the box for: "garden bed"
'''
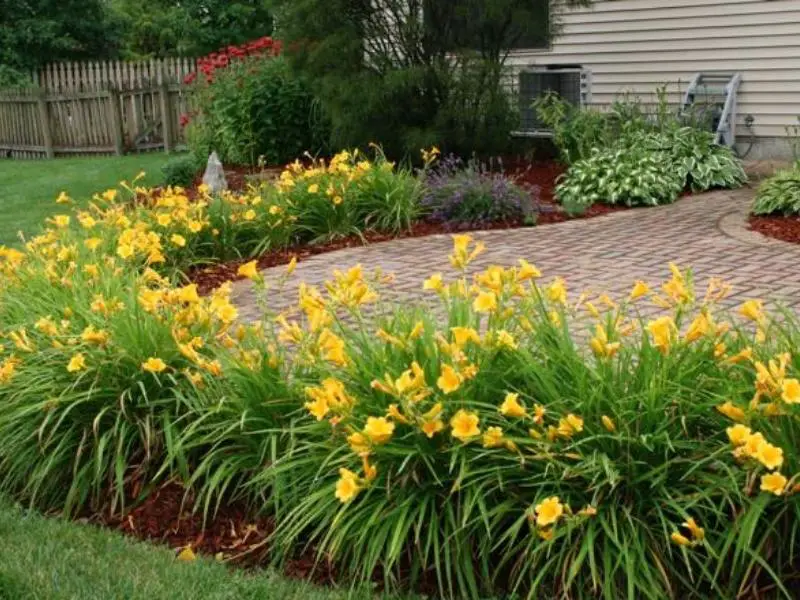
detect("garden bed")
[749,214,800,245]
[184,159,627,294]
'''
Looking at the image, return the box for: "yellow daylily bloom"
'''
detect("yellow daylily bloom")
[335,468,361,503]
[739,299,765,323]
[726,424,752,446]
[760,472,788,496]
[499,392,526,418]
[437,364,462,394]
[629,281,650,300]
[67,353,86,373]
[716,401,746,422]
[534,496,564,528]
[473,291,497,313]
[450,409,480,442]
[237,260,260,281]
[363,416,395,444]
[142,357,167,373]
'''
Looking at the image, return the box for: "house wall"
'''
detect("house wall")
[508,0,800,159]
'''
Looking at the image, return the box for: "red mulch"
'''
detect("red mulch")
[104,482,272,565]
[184,159,630,294]
[749,214,800,245]
[97,481,339,584]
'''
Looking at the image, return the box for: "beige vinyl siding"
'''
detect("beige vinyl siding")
[508,0,800,138]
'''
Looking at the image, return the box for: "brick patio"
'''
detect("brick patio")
[232,187,800,322]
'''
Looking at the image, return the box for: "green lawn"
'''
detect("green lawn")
[0,153,172,246]
[0,497,394,600]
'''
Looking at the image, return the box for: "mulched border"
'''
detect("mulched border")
[185,160,628,293]
[748,215,800,245]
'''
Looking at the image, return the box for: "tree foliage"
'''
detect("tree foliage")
[0,0,120,83]
[110,0,274,59]
[270,0,587,159]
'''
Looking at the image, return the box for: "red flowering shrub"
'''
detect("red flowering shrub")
[185,36,282,87]
[182,36,323,166]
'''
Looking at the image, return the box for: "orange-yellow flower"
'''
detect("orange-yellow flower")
[423,273,444,292]
[671,532,691,547]
[760,472,788,496]
[517,259,541,281]
[363,416,395,444]
[437,364,462,394]
[534,496,564,527]
[646,316,676,353]
[482,426,505,448]
[716,401,745,422]
[682,517,705,542]
[450,409,480,442]
[546,278,567,305]
[335,468,360,503]
[142,357,167,373]
[726,424,752,446]
[601,415,616,432]
[781,378,800,404]
[237,260,260,281]
[684,312,712,343]
[739,299,764,323]
[756,441,784,471]
[67,353,86,373]
[473,291,497,313]
[499,392,526,418]
[629,281,650,300]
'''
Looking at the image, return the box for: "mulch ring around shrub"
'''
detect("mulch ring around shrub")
[184,159,629,294]
[749,214,800,245]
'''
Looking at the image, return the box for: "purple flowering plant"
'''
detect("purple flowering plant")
[422,155,538,227]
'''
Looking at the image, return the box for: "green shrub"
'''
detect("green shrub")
[533,92,620,164]
[161,155,200,188]
[635,128,747,193]
[186,55,325,167]
[751,164,800,215]
[555,146,684,214]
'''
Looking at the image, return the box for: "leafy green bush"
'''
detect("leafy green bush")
[555,146,685,213]
[635,128,747,193]
[161,155,200,188]
[533,92,621,164]
[186,54,325,167]
[751,164,800,215]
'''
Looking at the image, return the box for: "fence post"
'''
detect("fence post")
[159,80,174,153]
[36,91,55,159]
[108,87,125,156]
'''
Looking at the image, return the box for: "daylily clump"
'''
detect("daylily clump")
[0,170,799,599]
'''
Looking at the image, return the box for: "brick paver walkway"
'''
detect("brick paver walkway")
[232,187,800,322]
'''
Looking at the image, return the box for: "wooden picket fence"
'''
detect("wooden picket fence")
[0,58,199,159]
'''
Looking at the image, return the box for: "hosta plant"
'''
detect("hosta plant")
[555,146,684,214]
[635,127,747,192]
[751,164,800,215]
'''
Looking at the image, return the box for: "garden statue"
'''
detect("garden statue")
[202,151,227,194]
